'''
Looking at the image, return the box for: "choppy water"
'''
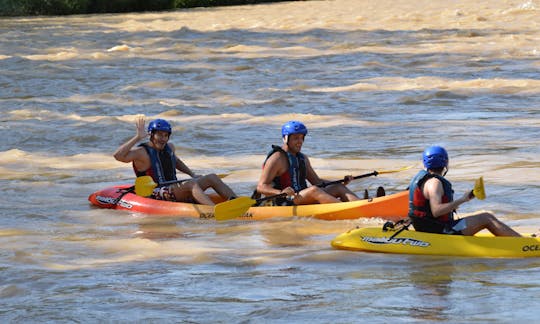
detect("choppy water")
[1,0,540,322]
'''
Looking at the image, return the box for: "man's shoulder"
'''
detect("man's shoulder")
[424,176,444,191]
[267,150,287,162]
[265,152,289,172]
[132,144,147,153]
[131,145,151,160]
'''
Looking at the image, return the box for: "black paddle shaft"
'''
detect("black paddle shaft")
[113,186,135,205]
[318,171,378,188]
[388,220,411,240]
[158,178,193,187]
[255,192,287,204]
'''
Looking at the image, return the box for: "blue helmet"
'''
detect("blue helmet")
[147,119,172,134]
[423,145,449,169]
[281,121,308,138]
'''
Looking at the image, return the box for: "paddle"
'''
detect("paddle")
[470,176,486,200]
[318,165,413,188]
[112,186,135,206]
[214,165,414,221]
[388,219,412,241]
[385,219,411,240]
[214,193,287,221]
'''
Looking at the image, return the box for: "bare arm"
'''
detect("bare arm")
[113,116,148,163]
[424,177,471,218]
[170,143,196,177]
[257,152,294,196]
[305,156,326,186]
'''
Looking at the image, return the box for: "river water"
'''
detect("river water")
[1,0,540,322]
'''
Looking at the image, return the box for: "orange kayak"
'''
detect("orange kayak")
[88,185,408,221]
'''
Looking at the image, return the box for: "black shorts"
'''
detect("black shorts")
[411,216,465,235]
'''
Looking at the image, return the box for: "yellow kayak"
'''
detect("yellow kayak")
[88,185,408,221]
[331,226,540,258]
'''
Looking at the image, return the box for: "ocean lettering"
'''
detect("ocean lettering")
[522,244,540,252]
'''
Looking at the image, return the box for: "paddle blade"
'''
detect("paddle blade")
[214,196,256,221]
[473,177,486,200]
[135,176,157,197]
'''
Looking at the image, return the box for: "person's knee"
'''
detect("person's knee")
[326,184,352,198]
[191,182,205,193]
[207,173,219,179]
[173,181,193,190]
[195,174,213,187]
[203,173,220,184]
[303,186,318,195]
[335,183,353,194]
[473,212,498,227]
[479,212,497,221]
[304,186,326,197]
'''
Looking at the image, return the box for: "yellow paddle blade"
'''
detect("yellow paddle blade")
[214,196,256,221]
[135,176,157,197]
[376,165,415,174]
[473,176,486,200]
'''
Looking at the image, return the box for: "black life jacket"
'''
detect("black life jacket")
[133,143,177,184]
[264,145,308,192]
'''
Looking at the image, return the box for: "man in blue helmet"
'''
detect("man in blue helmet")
[114,116,237,205]
[255,120,360,205]
[408,145,520,236]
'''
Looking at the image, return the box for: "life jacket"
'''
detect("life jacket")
[408,170,454,223]
[264,145,308,193]
[133,143,177,184]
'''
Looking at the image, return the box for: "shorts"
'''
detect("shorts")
[411,216,465,235]
[151,186,176,201]
[445,218,467,234]
[274,197,295,206]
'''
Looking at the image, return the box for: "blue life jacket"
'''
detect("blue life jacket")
[134,143,177,184]
[264,145,307,193]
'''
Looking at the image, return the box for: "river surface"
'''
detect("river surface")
[1,0,540,322]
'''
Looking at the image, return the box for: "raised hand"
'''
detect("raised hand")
[135,115,148,140]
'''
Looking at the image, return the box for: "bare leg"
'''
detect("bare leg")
[324,184,360,201]
[294,186,340,204]
[460,212,521,237]
[196,174,236,200]
[172,181,215,206]
[190,184,216,206]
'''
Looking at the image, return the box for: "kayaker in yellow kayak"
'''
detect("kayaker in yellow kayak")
[113,116,237,205]
[255,120,360,205]
[408,145,520,237]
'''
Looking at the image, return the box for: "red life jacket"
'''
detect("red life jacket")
[408,170,454,223]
